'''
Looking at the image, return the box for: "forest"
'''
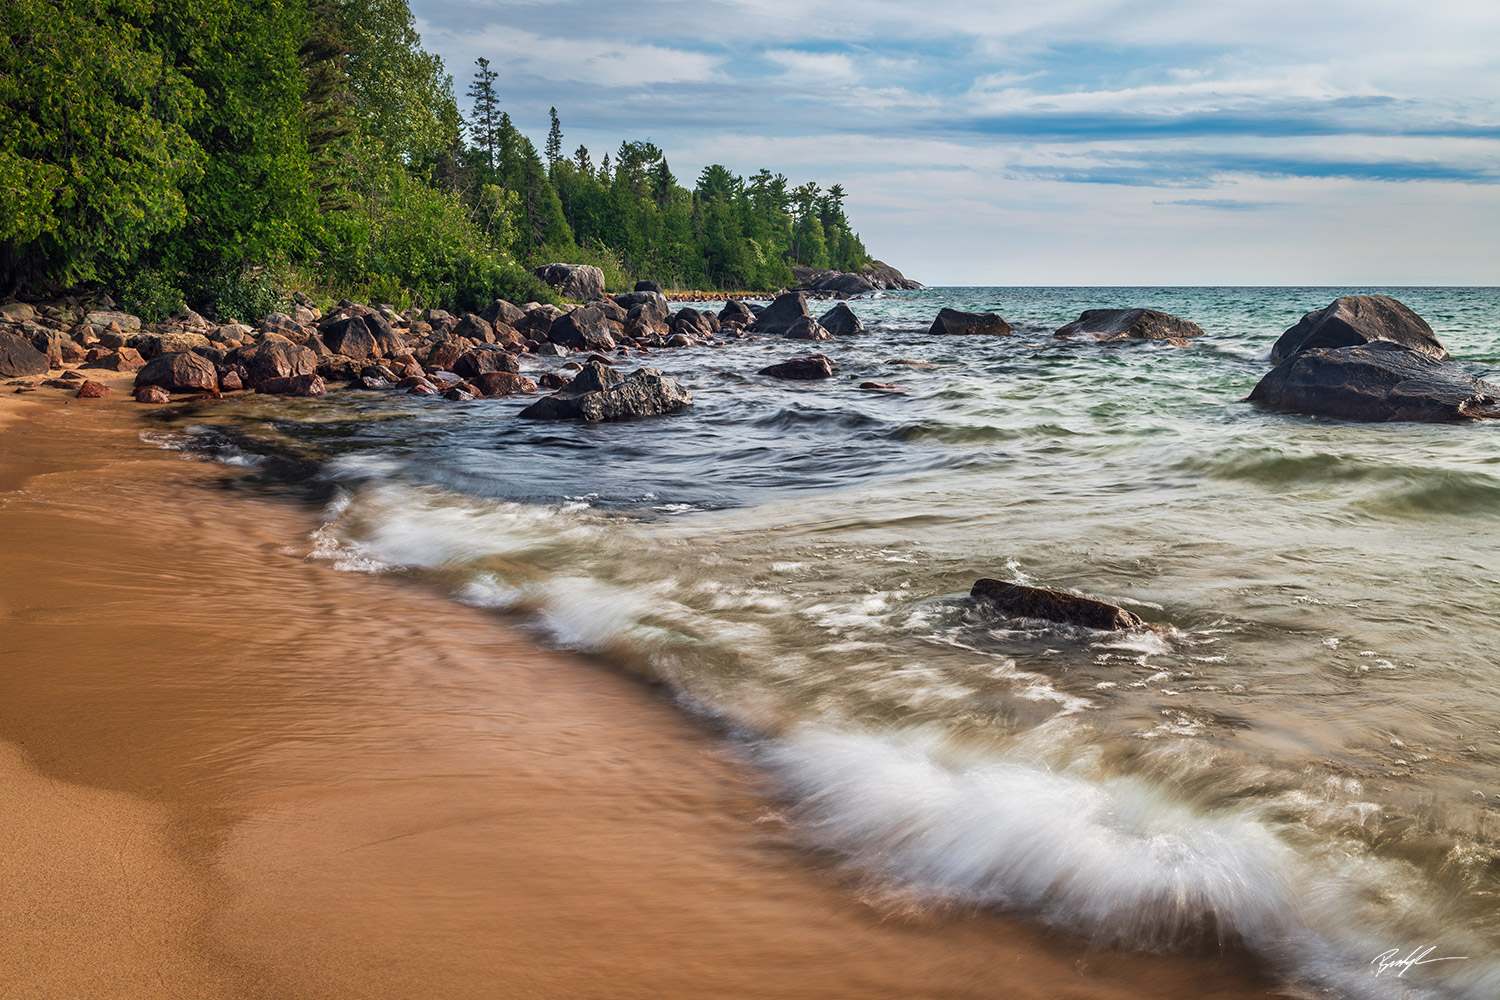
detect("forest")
[0,0,874,319]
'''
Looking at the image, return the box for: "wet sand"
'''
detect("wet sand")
[0,383,1288,999]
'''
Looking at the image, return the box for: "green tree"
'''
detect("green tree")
[545,107,562,172]
[467,57,500,172]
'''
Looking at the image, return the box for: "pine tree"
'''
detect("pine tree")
[545,107,562,171]
[573,144,592,174]
[466,57,499,171]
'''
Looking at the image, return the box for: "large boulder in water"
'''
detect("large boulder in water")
[785,316,831,340]
[548,304,618,352]
[1269,295,1446,363]
[1054,308,1203,342]
[972,579,1147,631]
[0,333,49,376]
[719,299,756,328]
[929,308,1010,336]
[231,340,317,388]
[533,263,606,302]
[1246,342,1500,423]
[748,292,811,336]
[518,360,691,421]
[758,353,835,380]
[134,352,219,394]
[819,302,864,337]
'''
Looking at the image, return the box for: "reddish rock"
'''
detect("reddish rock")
[61,370,85,381]
[134,351,218,393]
[470,371,539,397]
[74,380,112,398]
[220,369,244,391]
[859,381,904,391]
[83,346,145,371]
[396,375,436,390]
[0,333,50,377]
[407,381,439,396]
[453,348,521,379]
[135,385,171,404]
[255,374,326,397]
[442,386,475,401]
[538,371,570,390]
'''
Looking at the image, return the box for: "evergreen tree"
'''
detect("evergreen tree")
[466,57,499,171]
[545,107,563,171]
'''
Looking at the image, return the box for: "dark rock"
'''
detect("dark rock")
[859,381,904,391]
[634,279,663,294]
[538,371,570,390]
[0,334,50,376]
[758,354,835,380]
[748,292,811,336]
[719,300,756,327]
[83,310,141,331]
[135,385,171,404]
[452,313,495,343]
[665,333,698,348]
[356,375,391,390]
[929,308,1010,336]
[1270,295,1446,363]
[134,352,218,394]
[317,357,360,383]
[819,303,865,337]
[443,386,475,401]
[407,382,439,397]
[480,298,525,328]
[533,263,606,302]
[453,348,520,379]
[470,371,539,397]
[785,316,832,340]
[614,290,669,314]
[518,360,690,421]
[74,380,112,398]
[491,322,526,350]
[530,342,568,358]
[396,375,436,390]
[792,268,877,296]
[320,316,379,360]
[232,340,317,388]
[360,364,399,382]
[971,579,1146,631]
[1054,308,1204,342]
[260,312,302,335]
[548,305,618,353]
[1246,342,1500,423]
[671,308,715,340]
[515,305,565,340]
[256,374,327,397]
[591,298,628,323]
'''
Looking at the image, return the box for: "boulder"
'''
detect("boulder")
[614,290,669,314]
[634,279,663,294]
[785,317,832,340]
[443,386,475,402]
[0,333,54,376]
[929,308,1010,336]
[470,371,539,397]
[758,353,835,380]
[1054,308,1204,342]
[260,312,302,336]
[74,380,112,398]
[320,316,379,360]
[452,313,495,343]
[255,374,326,397]
[533,263,606,302]
[220,370,244,391]
[591,298,628,323]
[1246,342,1500,423]
[971,579,1146,631]
[0,302,37,323]
[861,261,925,291]
[135,385,171,404]
[516,304,566,340]
[748,292,812,336]
[453,348,520,379]
[819,302,865,337]
[480,298,525,328]
[1270,295,1446,363]
[671,308,714,340]
[83,347,145,371]
[232,341,316,388]
[548,305,618,353]
[134,352,218,394]
[518,361,691,421]
[719,300,756,327]
[83,310,141,331]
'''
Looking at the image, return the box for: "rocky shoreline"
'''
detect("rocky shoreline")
[3,285,1494,431]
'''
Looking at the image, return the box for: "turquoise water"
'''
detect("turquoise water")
[164,287,1500,999]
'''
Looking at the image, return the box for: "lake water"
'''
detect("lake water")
[155,286,1500,999]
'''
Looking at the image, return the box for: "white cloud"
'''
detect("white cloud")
[765,49,857,82]
[416,19,723,86]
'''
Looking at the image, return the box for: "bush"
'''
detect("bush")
[113,266,186,324]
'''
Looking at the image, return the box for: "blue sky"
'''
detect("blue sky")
[408,0,1500,285]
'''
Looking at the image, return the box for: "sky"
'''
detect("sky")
[407,0,1500,285]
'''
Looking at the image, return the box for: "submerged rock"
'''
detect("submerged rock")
[74,380,112,398]
[1054,308,1203,342]
[971,579,1146,631]
[758,354,835,380]
[518,360,690,421]
[1270,295,1446,363]
[135,385,171,404]
[1246,342,1500,423]
[929,308,1010,336]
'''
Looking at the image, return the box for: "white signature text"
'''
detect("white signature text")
[1371,946,1468,978]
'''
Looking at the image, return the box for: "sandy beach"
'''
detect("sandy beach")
[0,377,1286,999]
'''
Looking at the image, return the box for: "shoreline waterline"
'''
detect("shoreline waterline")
[0,390,1286,998]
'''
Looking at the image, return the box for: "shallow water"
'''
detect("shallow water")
[157,286,1500,999]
